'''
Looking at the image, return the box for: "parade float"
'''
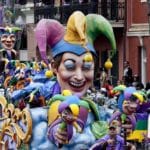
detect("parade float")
[0,10,149,150]
[0,10,117,149]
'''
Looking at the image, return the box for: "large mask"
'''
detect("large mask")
[1,33,16,50]
[0,27,21,50]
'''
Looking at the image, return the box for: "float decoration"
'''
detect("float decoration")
[48,93,90,147]
[0,10,117,149]
[104,58,113,70]
[0,96,32,148]
[0,26,22,60]
[86,14,116,58]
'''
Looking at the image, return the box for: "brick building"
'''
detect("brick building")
[125,0,150,84]
[13,0,150,85]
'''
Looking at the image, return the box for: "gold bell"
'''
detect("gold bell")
[83,52,93,62]
[104,58,113,70]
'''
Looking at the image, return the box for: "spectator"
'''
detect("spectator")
[94,71,100,90]
[145,82,150,91]
[100,67,108,88]
[136,82,144,90]
[123,61,133,86]
[145,82,150,100]
[132,74,140,88]
[90,120,124,150]
[117,79,124,85]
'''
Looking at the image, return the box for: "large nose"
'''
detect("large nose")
[74,68,84,81]
[6,36,11,43]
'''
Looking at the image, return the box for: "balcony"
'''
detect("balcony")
[34,1,125,26]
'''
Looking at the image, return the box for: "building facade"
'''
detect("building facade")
[11,0,150,85]
[125,0,150,84]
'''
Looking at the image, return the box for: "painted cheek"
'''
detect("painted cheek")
[59,66,79,78]
[84,70,94,81]
[57,67,72,81]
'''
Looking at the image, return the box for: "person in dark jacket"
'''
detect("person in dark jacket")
[123,61,133,86]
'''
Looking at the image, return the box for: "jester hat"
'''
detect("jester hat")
[0,26,22,40]
[0,26,21,34]
[35,11,116,64]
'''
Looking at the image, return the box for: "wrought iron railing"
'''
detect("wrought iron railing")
[99,2,125,22]
[34,1,125,24]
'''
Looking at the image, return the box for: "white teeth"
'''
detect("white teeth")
[70,81,84,87]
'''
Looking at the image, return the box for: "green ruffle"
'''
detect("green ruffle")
[81,97,100,121]
[90,120,109,139]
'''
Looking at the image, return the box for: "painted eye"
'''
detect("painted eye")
[64,60,75,70]
[10,34,16,42]
[1,34,8,38]
[1,34,8,42]
[83,62,93,70]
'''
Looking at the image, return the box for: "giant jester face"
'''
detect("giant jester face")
[1,33,16,50]
[54,53,94,97]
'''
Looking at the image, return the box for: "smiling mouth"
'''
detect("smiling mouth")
[69,81,85,88]
[127,108,136,114]
[5,44,13,48]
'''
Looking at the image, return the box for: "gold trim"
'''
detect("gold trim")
[0,96,32,148]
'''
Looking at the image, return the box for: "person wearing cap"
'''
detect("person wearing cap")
[90,120,124,150]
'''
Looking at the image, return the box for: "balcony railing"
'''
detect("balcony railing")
[34,1,125,24]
